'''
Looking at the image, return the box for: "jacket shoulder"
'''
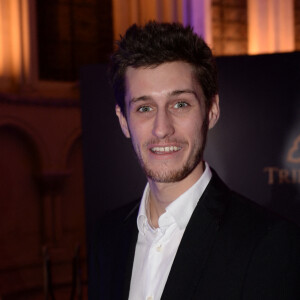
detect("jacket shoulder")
[94,198,140,242]
[98,198,140,226]
[207,170,300,244]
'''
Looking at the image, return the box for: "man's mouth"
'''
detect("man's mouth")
[150,146,182,153]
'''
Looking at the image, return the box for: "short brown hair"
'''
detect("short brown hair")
[110,21,218,114]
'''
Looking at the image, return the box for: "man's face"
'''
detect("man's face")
[116,61,219,183]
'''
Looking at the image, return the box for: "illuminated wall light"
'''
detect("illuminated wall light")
[182,0,212,46]
[0,1,3,75]
[112,0,211,45]
[248,0,295,55]
[10,0,23,82]
[0,0,35,89]
[0,0,8,78]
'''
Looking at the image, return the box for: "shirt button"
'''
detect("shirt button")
[147,297,153,300]
[156,244,162,252]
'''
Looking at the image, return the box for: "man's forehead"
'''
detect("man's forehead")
[124,62,204,103]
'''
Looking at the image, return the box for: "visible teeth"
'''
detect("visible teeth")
[151,146,181,153]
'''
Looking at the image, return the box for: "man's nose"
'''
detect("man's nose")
[152,108,175,139]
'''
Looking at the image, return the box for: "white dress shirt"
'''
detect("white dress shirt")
[128,163,212,300]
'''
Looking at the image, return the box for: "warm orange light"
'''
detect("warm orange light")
[112,0,212,47]
[0,1,3,76]
[11,0,22,80]
[0,0,32,87]
[248,0,295,55]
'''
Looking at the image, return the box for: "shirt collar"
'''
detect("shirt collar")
[137,184,153,235]
[137,162,212,234]
[166,162,212,229]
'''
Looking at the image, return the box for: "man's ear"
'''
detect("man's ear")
[208,94,220,129]
[115,105,130,138]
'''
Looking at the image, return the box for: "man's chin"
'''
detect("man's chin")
[138,148,204,183]
[143,166,195,183]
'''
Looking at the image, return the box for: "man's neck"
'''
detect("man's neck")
[147,161,205,228]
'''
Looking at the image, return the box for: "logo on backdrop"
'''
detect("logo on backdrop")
[287,135,300,164]
[263,134,300,185]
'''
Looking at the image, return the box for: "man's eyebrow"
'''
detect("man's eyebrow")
[129,89,198,105]
[129,95,152,105]
[170,89,198,98]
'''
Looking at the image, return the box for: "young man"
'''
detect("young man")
[90,22,300,299]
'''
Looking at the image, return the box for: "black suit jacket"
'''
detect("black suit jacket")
[90,171,300,299]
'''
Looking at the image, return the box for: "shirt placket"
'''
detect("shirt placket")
[144,228,165,300]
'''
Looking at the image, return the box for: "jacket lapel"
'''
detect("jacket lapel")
[121,202,140,299]
[161,172,230,300]
[109,200,140,300]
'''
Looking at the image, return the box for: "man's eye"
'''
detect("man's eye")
[174,102,188,109]
[138,106,153,112]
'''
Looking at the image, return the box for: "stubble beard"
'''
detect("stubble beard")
[133,119,209,183]
[138,142,204,183]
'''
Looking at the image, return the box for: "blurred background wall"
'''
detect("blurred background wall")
[0,0,300,299]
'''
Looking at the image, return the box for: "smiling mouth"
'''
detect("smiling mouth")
[150,146,182,153]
